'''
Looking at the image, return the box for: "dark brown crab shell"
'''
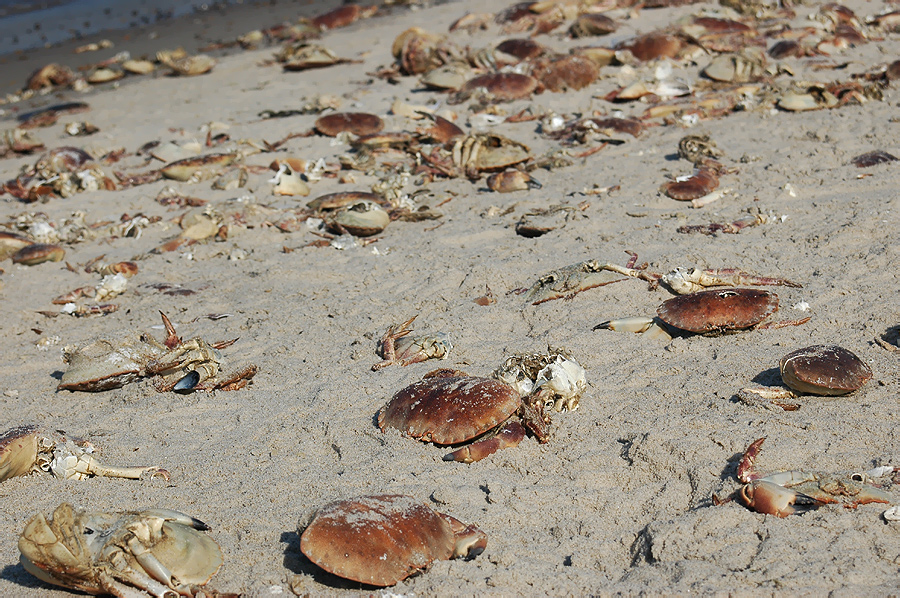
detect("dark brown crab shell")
[569,13,617,38]
[495,38,545,61]
[378,370,521,445]
[314,112,384,137]
[310,5,374,30]
[615,32,684,62]
[460,72,538,101]
[657,288,779,333]
[300,494,484,587]
[779,345,872,396]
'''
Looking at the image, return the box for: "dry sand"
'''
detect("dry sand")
[0,0,899,596]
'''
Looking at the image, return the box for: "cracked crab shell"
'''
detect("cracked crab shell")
[299,495,459,586]
[657,288,778,333]
[378,370,521,444]
[779,345,872,395]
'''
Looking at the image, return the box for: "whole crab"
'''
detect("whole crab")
[19,503,225,597]
[300,494,486,587]
[595,288,810,340]
[0,425,167,482]
[378,350,585,462]
[372,315,452,371]
[58,311,257,392]
[718,438,894,517]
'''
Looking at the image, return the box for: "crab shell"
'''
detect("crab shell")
[299,494,486,586]
[657,288,779,333]
[779,345,872,396]
[378,370,522,444]
[58,339,161,392]
[314,112,384,137]
[19,503,223,597]
[0,425,40,481]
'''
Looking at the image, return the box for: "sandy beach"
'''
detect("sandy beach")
[0,0,899,595]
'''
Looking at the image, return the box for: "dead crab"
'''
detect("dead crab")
[372,315,452,371]
[299,495,486,587]
[425,133,530,179]
[378,351,584,462]
[522,253,801,304]
[19,503,224,597]
[0,425,167,482]
[596,288,810,340]
[738,345,873,410]
[58,311,257,393]
[719,438,894,517]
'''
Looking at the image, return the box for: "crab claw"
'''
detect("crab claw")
[443,421,525,463]
[739,479,823,517]
[173,371,201,392]
[737,437,766,483]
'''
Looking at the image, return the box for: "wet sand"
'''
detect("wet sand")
[0,0,899,596]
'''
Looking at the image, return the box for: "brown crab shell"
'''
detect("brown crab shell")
[663,169,719,200]
[779,345,872,396]
[615,32,683,62]
[495,38,545,61]
[310,5,375,30]
[300,495,472,586]
[569,13,617,38]
[529,54,599,92]
[0,425,40,482]
[12,243,65,266]
[657,288,779,333]
[852,150,898,168]
[314,112,384,137]
[378,370,521,445]
[461,72,538,101]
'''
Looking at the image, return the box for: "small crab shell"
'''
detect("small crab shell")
[165,54,216,76]
[663,169,719,201]
[307,191,384,211]
[160,153,236,182]
[300,495,486,587]
[379,371,521,445]
[657,288,779,333]
[569,13,617,37]
[459,72,538,101]
[495,38,545,61]
[779,345,872,396]
[328,200,390,237]
[615,32,684,62]
[314,112,384,137]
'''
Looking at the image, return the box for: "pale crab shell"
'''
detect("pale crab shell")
[329,200,390,237]
[58,339,161,392]
[19,503,223,596]
[160,153,236,182]
[0,425,40,481]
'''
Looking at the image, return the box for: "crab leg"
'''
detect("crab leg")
[737,437,766,482]
[443,421,525,463]
[98,571,154,598]
[52,453,169,481]
[372,316,417,371]
[661,267,802,295]
[593,317,674,340]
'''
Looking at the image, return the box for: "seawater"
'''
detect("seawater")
[0,0,263,54]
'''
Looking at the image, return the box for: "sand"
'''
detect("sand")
[0,0,899,596]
